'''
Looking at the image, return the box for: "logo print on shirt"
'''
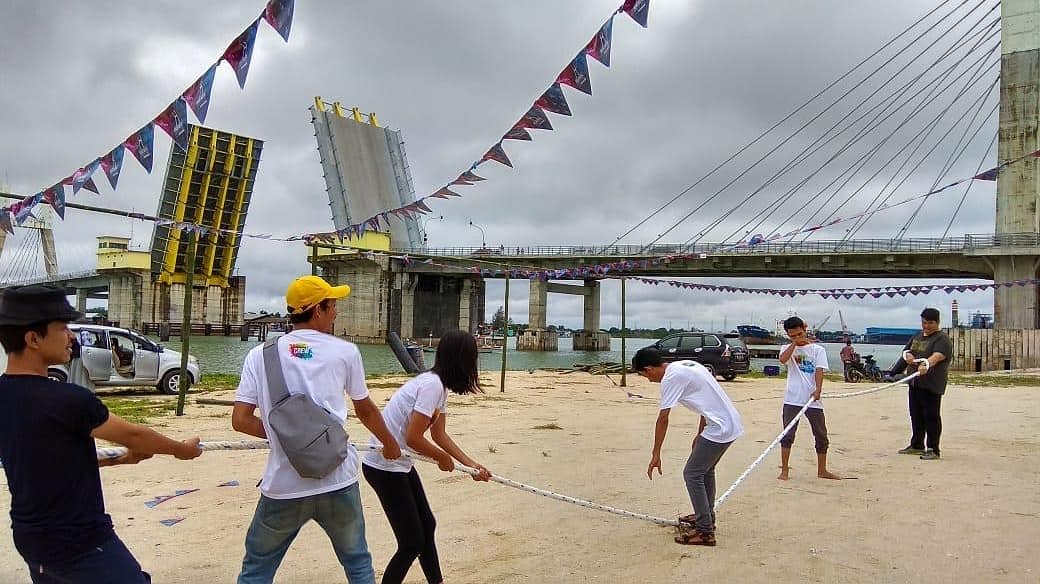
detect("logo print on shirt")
[288,343,313,360]
[794,354,816,374]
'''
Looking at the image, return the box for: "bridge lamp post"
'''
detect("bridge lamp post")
[419,215,444,248]
[468,220,487,249]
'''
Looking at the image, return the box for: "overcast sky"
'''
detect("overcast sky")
[0,0,1004,333]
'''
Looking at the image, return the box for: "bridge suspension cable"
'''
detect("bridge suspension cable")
[598,0,968,252]
[713,29,1000,250]
[784,48,1000,246]
[661,1,999,250]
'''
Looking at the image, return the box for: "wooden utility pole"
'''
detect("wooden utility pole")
[621,278,627,387]
[500,278,509,392]
[175,230,198,416]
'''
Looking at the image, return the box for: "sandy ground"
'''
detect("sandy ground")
[1,371,1038,583]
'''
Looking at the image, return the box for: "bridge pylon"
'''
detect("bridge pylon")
[994,0,1040,328]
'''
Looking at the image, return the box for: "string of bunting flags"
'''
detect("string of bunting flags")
[0,0,295,233]
[286,246,1037,299]
[315,0,651,243]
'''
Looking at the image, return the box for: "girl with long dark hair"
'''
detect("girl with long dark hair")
[362,329,491,584]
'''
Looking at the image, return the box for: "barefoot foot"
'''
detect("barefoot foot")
[777,470,789,480]
[818,470,842,480]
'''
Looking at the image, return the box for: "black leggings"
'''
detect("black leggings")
[362,465,442,584]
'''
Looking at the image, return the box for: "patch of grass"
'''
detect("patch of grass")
[949,374,1040,387]
[197,373,240,392]
[101,397,177,424]
[532,423,563,430]
[367,382,401,389]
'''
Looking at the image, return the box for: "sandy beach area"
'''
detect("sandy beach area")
[1,371,1037,583]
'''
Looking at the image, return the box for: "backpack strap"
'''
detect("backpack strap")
[263,336,291,405]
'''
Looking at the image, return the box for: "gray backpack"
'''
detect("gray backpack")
[263,337,350,479]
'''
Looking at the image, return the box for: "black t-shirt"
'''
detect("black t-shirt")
[902,331,954,395]
[0,374,113,565]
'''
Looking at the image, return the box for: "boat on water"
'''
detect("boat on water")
[736,324,782,345]
[422,334,502,354]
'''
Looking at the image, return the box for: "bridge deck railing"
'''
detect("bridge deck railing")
[401,232,1040,258]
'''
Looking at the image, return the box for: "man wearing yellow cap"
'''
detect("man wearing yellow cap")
[232,276,401,583]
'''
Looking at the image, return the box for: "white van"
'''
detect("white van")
[47,324,201,394]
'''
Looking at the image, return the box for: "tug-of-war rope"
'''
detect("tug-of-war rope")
[95,369,923,529]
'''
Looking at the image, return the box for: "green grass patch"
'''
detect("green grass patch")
[197,373,240,392]
[101,397,177,424]
[949,374,1040,387]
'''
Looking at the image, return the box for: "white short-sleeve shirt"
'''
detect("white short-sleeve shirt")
[363,372,448,473]
[782,342,829,409]
[235,329,369,499]
[659,361,743,443]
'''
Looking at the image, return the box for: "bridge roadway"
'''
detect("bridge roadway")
[9,232,1040,291]
[392,233,1040,280]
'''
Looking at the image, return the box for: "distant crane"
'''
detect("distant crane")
[839,310,850,338]
[811,315,832,334]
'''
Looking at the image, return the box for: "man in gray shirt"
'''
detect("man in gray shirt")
[896,308,953,460]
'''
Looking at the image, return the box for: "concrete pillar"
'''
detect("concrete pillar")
[458,279,473,333]
[40,228,58,278]
[399,273,418,339]
[527,279,548,329]
[574,280,610,351]
[518,278,557,350]
[76,289,88,313]
[994,0,1040,329]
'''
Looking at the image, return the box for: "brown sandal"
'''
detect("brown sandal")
[678,514,716,531]
[674,528,716,546]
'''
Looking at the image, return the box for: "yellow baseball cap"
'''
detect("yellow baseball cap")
[285,275,351,314]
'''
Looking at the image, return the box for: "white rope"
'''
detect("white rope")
[95,440,681,528]
[713,371,921,510]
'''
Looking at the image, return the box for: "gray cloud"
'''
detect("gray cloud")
[0,0,1002,333]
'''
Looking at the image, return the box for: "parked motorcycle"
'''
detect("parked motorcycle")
[846,354,883,383]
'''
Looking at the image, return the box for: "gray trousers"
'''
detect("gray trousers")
[780,404,830,453]
[683,437,732,535]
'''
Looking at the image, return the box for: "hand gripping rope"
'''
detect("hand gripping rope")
[93,369,927,529]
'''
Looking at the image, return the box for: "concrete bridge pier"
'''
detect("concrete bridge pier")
[569,280,610,351]
[518,278,558,351]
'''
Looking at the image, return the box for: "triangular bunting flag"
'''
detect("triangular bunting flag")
[414,199,433,213]
[622,0,650,28]
[81,177,100,194]
[100,145,125,190]
[155,98,190,152]
[516,106,553,130]
[459,171,485,182]
[503,126,532,141]
[223,19,260,89]
[431,187,460,199]
[124,124,155,173]
[71,159,101,194]
[585,16,613,66]
[183,64,217,124]
[535,82,573,116]
[263,0,295,42]
[42,185,66,219]
[481,142,513,167]
[556,52,592,95]
[973,167,999,181]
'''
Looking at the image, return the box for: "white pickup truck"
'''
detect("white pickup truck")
[47,324,201,394]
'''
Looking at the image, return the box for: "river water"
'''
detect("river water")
[1,335,908,378]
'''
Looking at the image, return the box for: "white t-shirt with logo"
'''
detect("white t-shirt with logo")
[235,329,370,499]
[363,371,448,473]
[659,361,744,443]
[782,342,829,409]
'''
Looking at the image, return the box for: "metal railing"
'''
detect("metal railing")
[401,233,1040,258]
[0,269,99,288]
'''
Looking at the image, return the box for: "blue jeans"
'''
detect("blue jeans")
[26,534,150,583]
[238,483,375,584]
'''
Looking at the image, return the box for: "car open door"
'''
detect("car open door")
[129,332,160,382]
[77,329,114,381]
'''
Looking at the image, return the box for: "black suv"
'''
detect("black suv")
[643,332,750,381]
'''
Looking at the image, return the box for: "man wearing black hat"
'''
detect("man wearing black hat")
[0,285,204,583]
